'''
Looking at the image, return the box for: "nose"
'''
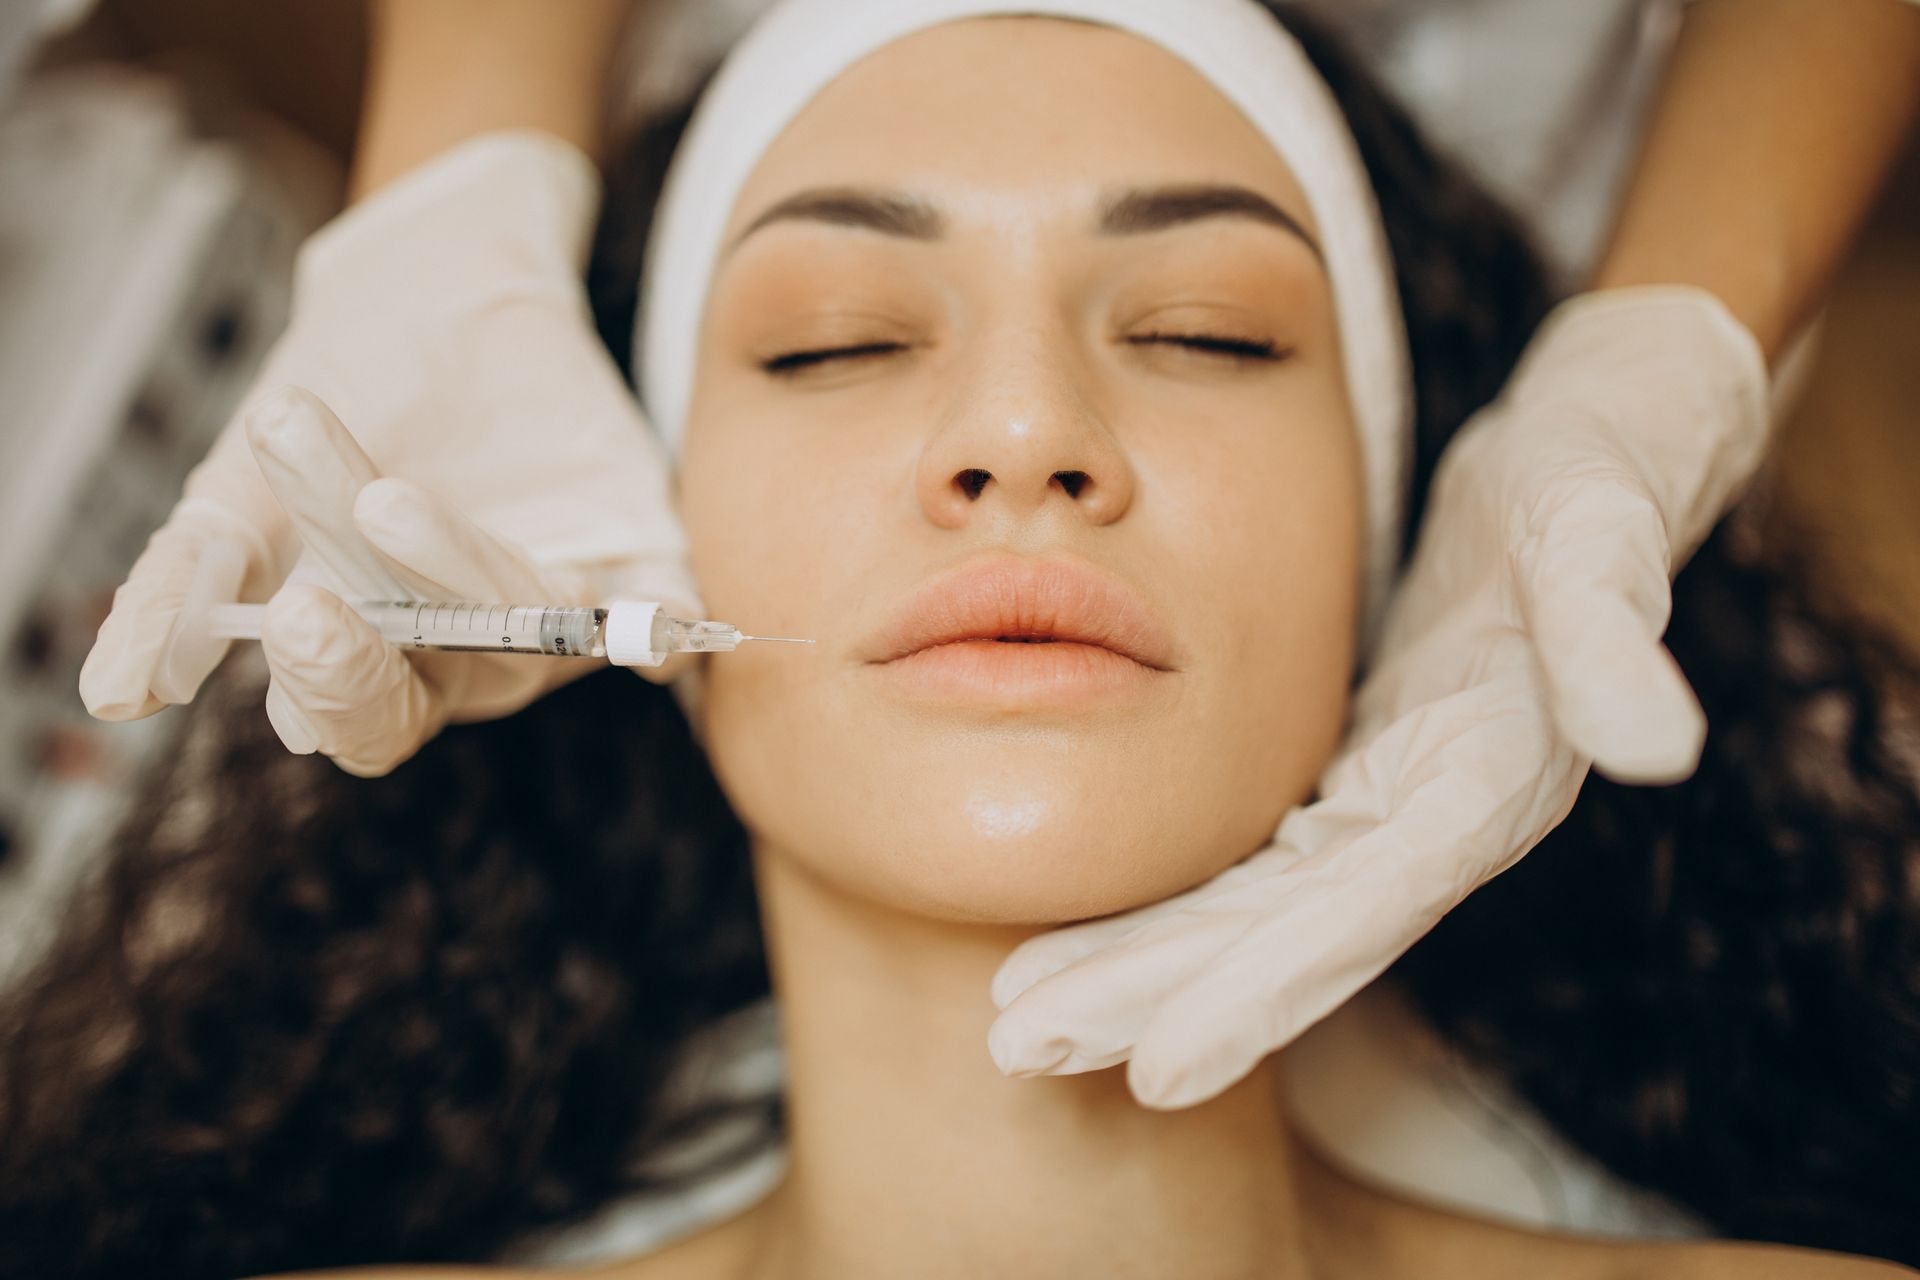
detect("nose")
[914,325,1136,531]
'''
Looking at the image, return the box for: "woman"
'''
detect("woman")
[76,0,1920,1132]
[10,3,1917,1276]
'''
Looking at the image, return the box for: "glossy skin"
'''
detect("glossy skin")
[676,15,1365,927]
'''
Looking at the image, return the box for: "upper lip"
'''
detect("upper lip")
[864,554,1180,670]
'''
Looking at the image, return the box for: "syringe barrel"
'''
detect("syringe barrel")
[362,601,607,657]
[372,602,740,664]
[198,599,769,667]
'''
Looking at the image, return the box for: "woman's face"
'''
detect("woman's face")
[676,16,1362,924]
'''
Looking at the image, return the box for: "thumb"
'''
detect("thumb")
[1511,475,1703,781]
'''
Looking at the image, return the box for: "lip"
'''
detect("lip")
[862,554,1179,707]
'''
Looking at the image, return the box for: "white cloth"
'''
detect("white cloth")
[633,0,1413,643]
[615,0,1686,287]
[1284,982,1705,1238]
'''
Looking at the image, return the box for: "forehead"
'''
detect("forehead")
[724,15,1318,241]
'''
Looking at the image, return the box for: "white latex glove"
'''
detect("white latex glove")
[78,132,698,776]
[987,286,1771,1109]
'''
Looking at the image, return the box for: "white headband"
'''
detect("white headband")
[635,0,1413,637]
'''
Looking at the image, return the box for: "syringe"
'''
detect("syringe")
[200,599,813,668]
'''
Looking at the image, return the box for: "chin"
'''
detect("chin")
[767,759,1267,926]
[816,833,1217,927]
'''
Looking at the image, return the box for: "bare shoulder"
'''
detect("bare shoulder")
[1606,1239,1919,1279]
[1325,1151,1913,1280]
[572,1203,767,1280]
[246,1269,550,1279]
[1410,1206,1917,1280]
[241,1180,775,1280]
[1410,1218,1915,1280]
[1375,1207,1914,1280]
[243,1198,767,1280]
[249,1215,765,1280]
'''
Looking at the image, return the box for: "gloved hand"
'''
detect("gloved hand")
[78,131,698,776]
[986,286,1771,1109]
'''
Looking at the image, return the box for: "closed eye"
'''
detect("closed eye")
[759,332,1287,375]
[761,341,910,375]
[1128,333,1289,362]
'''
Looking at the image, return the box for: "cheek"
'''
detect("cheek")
[1175,393,1364,852]
[674,383,899,894]
[1110,375,1362,858]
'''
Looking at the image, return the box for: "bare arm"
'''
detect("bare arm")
[350,0,636,199]
[1591,0,1920,362]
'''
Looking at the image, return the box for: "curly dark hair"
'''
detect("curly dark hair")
[1396,516,1920,1263]
[3,7,1915,1277]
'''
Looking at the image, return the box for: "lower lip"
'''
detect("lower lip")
[869,639,1162,708]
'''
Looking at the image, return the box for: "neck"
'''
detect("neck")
[742,846,1330,1280]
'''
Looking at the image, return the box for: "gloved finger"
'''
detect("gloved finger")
[150,537,248,705]
[1534,589,1703,783]
[352,476,555,604]
[357,474,714,697]
[988,844,1352,1080]
[1122,864,1408,1110]
[1124,761,1578,1110]
[989,922,1230,1078]
[244,385,409,602]
[988,837,1365,1078]
[989,840,1302,1011]
[379,482,707,635]
[991,908,1180,1015]
[351,476,601,720]
[258,581,446,777]
[1512,476,1703,781]
[79,506,273,719]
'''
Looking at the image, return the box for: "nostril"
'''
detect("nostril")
[1053,470,1088,499]
[956,468,991,500]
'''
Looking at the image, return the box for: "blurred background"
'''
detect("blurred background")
[0,0,1916,983]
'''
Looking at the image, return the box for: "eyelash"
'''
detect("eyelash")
[761,341,907,374]
[759,333,1287,375]
[1128,332,1287,362]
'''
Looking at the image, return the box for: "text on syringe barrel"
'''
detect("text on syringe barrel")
[369,602,607,657]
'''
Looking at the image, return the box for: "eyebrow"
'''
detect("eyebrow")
[731,187,945,250]
[727,182,1322,260]
[1097,184,1321,260]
